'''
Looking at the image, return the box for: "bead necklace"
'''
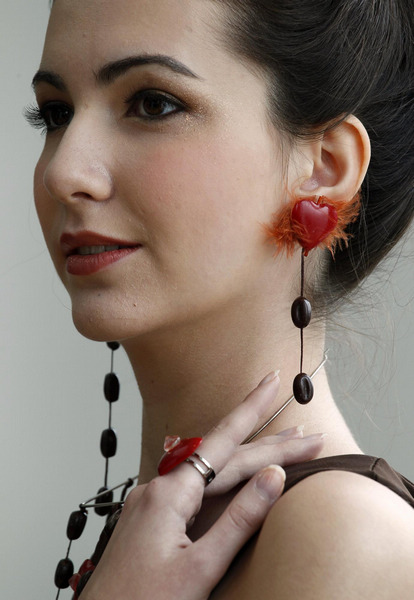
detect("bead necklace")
[53,342,137,599]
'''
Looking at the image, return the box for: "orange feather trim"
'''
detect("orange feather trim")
[263,193,361,257]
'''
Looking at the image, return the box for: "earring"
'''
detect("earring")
[265,194,360,404]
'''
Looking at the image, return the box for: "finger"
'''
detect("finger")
[120,483,151,517]
[121,476,196,542]
[274,424,305,438]
[238,434,326,468]
[241,427,305,451]
[190,374,281,475]
[204,434,325,496]
[196,465,286,584]
[162,374,280,520]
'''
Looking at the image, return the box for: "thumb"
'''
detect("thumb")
[196,465,285,583]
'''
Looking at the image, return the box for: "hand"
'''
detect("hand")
[204,425,324,497]
[81,374,325,600]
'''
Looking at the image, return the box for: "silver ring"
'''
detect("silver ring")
[185,453,216,485]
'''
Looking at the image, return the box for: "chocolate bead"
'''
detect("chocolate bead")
[67,510,88,541]
[104,372,120,402]
[106,341,120,351]
[291,296,312,329]
[76,570,94,597]
[94,486,114,516]
[100,428,117,458]
[54,558,74,589]
[293,373,314,404]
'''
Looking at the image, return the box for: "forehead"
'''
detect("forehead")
[43,0,225,72]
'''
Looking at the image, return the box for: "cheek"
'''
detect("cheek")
[126,133,279,251]
[120,132,281,300]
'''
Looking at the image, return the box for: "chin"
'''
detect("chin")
[72,313,122,343]
[68,285,150,342]
[70,302,138,343]
[70,300,172,345]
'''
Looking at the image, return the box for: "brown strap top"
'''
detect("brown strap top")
[284,454,414,508]
[88,455,413,573]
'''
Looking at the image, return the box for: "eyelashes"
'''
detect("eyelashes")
[24,103,50,134]
[24,90,188,135]
[24,102,73,135]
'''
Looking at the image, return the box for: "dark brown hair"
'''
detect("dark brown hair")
[213,0,414,309]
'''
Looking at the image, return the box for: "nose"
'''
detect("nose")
[42,117,114,205]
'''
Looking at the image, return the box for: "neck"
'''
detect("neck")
[122,304,361,483]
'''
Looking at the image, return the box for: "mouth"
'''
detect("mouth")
[60,231,142,276]
[60,231,141,257]
[74,244,136,256]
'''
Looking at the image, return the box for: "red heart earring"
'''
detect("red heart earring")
[291,197,338,255]
[264,193,360,403]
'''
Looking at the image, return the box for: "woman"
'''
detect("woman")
[27,0,414,598]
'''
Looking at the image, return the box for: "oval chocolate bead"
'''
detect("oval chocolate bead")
[293,373,314,405]
[76,570,94,597]
[106,341,120,351]
[66,510,87,540]
[100,428,118,458]
[54,558,74,589]
[104,372,120,402]
[94,486,114,516]
[291,296,312,329]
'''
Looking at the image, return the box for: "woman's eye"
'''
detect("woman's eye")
[127,91,185,120]
[24,91,185,135]
[24,102,73,133]
[42,102,73,130]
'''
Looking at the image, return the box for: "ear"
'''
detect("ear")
[291,116,371,201]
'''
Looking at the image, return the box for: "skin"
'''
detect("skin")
[32,0,414,597]
[34,0,365,476]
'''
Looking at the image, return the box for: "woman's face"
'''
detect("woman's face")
[33,0,290,341]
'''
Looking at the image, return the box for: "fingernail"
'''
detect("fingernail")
[278,425,305,437]
[303,432,328,442]
[254,465,286,502]
[258,370,280,387]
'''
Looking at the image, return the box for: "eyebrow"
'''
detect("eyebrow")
[32,54,200,90]
[97,54,200,84]
[32,70,66,91]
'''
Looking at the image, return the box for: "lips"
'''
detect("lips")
[60,231,139,255]
[60,231,141,276]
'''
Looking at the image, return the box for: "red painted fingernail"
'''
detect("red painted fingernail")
[158,437,203,476]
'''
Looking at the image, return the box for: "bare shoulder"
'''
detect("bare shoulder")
[212,469,414,600]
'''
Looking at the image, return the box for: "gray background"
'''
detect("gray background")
[1,2,413,598]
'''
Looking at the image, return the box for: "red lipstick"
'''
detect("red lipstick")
[60,231,141,276]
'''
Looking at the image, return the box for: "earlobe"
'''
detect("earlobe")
[298,115,371,201]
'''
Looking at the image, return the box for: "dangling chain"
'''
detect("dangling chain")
[53,342,138,599]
